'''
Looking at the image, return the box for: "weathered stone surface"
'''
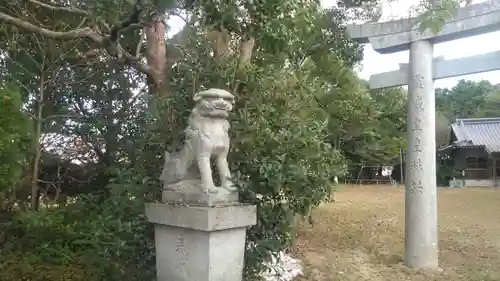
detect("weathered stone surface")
[145,203,256,232]
[369,51,500,89]
[145,203,257,281]
[147,88,257,281]
[345,0,500,272]
[160,88,236,194]
[404,40,438,269]
[162,179,239,207]
[369,11,500,53]
[346,0,500,53]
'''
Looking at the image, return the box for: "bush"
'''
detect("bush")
[0,252,91,281]
[0,85,32,194]
[165,55,347,279]
[1,35,352,281]
[233,66,346,279]
[1,59,347,281]
[1,169,157,281]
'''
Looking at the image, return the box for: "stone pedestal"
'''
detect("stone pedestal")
[145,202,257,281]
[162,179,239,207]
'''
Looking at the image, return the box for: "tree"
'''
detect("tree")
[0,0,427,279]
[436,79,497,120]
[479,88,500,118]
[0,85,33,205]
[435,110,451,146]
[0,1,372,280]
[1,0,177,95]
[327,83,407,167]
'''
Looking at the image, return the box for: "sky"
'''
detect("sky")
[166,0,500,89]
[335,0,500,89]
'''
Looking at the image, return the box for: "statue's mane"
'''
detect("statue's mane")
[187,103,230,133]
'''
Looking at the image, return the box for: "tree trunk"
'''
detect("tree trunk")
[210,29,231,60]
[239,36,255,67]
[30,70,45,211]
[145,13,167,96]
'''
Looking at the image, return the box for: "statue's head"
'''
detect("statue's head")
[193,88,235,118]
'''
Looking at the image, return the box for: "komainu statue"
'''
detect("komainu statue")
[160,88,236,194]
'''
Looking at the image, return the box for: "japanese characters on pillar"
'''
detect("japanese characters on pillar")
[409,74,425,196]
[404,39,438,269]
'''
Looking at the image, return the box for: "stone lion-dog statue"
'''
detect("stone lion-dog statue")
[160,88,236,194]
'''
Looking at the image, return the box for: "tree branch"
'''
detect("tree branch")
[135,28,146,58]
[26,0,90,16]
[26,0,111,31]
[0,12,98,40]
[0,11,152,75]
[165,24,195,68]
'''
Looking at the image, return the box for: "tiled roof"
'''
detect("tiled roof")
[450,117,500,153]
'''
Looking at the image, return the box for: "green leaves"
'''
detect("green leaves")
[0,85,33,194]
[2,168,157,281]
[436,79,499,120]
[222,63,347,279]
[417,0,460,34]
[0,0,408,280]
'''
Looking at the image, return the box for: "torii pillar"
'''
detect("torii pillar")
[346,0,500,269]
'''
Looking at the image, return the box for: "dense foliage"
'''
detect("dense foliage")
[0,0,371,279]
[0,0,490,280]
[0,85,32,196]
[436,80,500,120]
[435,79,500,146]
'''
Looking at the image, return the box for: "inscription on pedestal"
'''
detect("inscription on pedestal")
[145,203,257,281]
[175,236,189,278]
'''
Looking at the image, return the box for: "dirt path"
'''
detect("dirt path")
[293,186,500,281]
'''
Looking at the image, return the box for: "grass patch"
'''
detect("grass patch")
[293,186,500,281]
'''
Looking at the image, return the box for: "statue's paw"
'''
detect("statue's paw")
[201,184,218,194]
[222,181,237,192]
